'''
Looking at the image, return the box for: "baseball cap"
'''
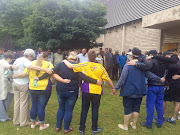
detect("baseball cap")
[127,47,141,57]
[149,50,157,55]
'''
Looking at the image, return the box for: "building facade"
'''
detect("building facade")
[97,0,180,54]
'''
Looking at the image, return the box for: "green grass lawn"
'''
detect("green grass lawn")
[0,81,179,135]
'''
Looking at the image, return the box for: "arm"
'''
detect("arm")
[167,61,180,70]
[115,64,128,90]
[152,56,177,64]
[76,72,99,85]
[28,65,52,74]
[128,60,153,71]
[38,73,50,80]
[13,73,28,78]
[172,75,180,80]
[51,73,70,84]
[5,65,18,70]
[145,71,162,83]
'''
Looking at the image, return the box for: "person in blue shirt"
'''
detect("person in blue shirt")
[113,47,165,131]
[119,51,127,77]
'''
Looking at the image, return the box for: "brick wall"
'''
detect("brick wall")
[95,20,161,54]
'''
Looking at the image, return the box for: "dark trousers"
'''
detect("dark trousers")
[119,65,124,78]
[113,64,119,80]
[29,90,51,123]
[56,90,78,130]
[146,86,164,127]
[107,67,113,79]
[79,92,101,131]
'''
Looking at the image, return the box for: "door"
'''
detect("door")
[162,43,178,52]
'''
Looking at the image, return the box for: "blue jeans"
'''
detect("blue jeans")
[146,86,164,127]
[56,90,78,130]
[29,90,51,123]
[79,92,101,131]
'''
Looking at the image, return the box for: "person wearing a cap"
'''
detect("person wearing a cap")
[115,47,164,131]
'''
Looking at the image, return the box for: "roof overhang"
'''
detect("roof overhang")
[142,5,180,29]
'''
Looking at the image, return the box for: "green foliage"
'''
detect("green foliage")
[0,0,107,50]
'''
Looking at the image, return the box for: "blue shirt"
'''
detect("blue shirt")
[119,55,127,66]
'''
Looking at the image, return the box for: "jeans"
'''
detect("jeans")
[146,86,164,127]
[56,90,78,130]
[79,92,101,131]
[29,90,51,123]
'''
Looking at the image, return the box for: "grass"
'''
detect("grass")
[0,81,179,135]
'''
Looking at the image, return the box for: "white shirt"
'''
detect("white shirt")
[0,59,13,100]
[77,53,88,63]
[13,57,32,85]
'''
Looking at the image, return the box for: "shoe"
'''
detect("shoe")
[64,127,73,134]
[92,127,102,134]
[39,124,49,130]
[140,122,152,129]
[130,122,136,129]
[166,117,176,125]
[31,122,39,128]
[56,128,60,132]
[118,124,128,131]
[156,124,162,128]
[78,128,85,135]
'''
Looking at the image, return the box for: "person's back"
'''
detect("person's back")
[26,60,53,90]
[147,59,165,86]
[120,64,147,97]
[73,61,110,95]
[53,61,79,92]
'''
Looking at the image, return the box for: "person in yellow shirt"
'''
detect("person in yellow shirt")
[63,49,116,135]
[15,52,70,131]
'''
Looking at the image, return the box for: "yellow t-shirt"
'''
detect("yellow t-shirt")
[72,62,110,95]
[24,60,53,90]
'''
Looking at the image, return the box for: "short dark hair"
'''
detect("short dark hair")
[169,48,177,52]
[88,49,96,61]
[4,52,15,60]
[149,50,157,55]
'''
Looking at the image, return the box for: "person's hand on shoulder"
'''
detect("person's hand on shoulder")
[160,77,165,83]
[96,80,102,86]
[127,60,138,66]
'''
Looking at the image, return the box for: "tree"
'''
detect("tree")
[0,0,107,50]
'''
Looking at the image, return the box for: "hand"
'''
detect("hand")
[45,68,53,74]
[146,56,152,61]
[111,89,117,95]
[33,77,39,81]
[172,75,180,80]
[127,60,138,66]
[160,77,165,83]
[63,79,71,84]
[96,80,102,86]
[12,65,18,70]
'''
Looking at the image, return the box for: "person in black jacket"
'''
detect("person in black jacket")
[145,49,180,125]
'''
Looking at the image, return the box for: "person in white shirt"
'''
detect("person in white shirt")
[0,52,17,122]
[77,49,88,63]
[13,49,53,127]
